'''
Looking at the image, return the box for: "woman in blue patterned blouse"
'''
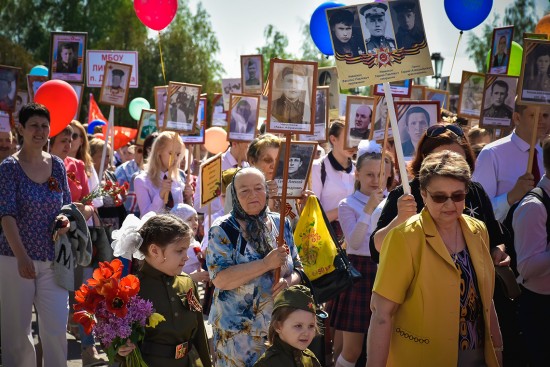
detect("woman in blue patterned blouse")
[0,103,72,366]
[206,167,303,367]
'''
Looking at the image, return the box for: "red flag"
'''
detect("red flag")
[88,94,107,123]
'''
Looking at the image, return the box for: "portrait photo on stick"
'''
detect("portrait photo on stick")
[99,61,132,108]
[480,75,518,128]
[518,39,550,105]
[273,141,317,198]
[344,95,375,149]
[267,59,318,134]
[228,94,259,142]
[396,100,440,159]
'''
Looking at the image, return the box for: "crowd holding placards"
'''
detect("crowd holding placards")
[1,97,550,367]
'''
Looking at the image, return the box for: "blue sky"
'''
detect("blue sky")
[189,0,549,84]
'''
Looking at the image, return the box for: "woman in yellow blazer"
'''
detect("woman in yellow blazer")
[366,151,503,367]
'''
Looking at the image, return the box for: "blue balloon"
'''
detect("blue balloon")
[87,119,106,134]
[444,0,493,31]
[310,2,345,56]
[29,65,49,77]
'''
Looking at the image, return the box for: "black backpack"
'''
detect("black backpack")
[502,187,550,276]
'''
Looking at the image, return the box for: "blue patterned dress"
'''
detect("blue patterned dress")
[0,155,71,260]
[206,212,301,367]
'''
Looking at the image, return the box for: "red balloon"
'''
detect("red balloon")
[134,0,178,31]
[34,80,78,137]
[102,125,138,151]
[204,127,229,154]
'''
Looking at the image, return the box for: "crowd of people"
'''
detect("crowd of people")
[0,98,550,367]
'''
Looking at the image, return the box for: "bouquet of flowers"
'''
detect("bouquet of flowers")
[80,180,129,207]
[73,259,165,366]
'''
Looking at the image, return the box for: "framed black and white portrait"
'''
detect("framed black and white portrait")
[518,39,550,105]
[99,61,132,108]
[488,26,514,75]
[344,95,375,149]
[164,81,201,134]
[298,87,329,143]
[241,55,264,95]
[154,86,168,130]
[0,65,20,113]
[273,141,317,198]
[396,100,440,159]
[50,31,87,83]
[480,75,518,128]
[228,94,259,142]
[137,109,157,146]
[458,71,485,118]
[266,59,318,134]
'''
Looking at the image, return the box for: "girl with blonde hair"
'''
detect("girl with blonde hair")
[134,131,193,217]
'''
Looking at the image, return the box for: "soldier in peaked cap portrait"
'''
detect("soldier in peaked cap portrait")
[360,2,396,54]
[271,66,307,124]
[392,0,426,50]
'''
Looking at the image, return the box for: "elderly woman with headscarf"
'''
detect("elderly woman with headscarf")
[206,167,303,367]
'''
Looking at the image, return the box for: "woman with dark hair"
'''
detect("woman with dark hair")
[0,103,72,366]
[525,44,550,92]
[370,123,509,265]
[367,151,502,366]
[206,167,303,367]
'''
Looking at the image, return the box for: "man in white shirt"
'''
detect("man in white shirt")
[473,103,550,366]
[512,137,550,365]
[473,104,550,221]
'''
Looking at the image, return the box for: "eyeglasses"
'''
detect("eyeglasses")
[426,189,467,203]
[426,124,464,138]
[72,133,82,140]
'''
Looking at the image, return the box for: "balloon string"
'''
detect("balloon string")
[449,31,463,80]
[158,31,167,85]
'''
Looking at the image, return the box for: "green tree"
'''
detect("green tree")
[0,0,223,127]
[298,22,334,68]
[466,0,539,72]
[256,25,294,80]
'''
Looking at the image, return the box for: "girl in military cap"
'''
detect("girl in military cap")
[254,285,321,367]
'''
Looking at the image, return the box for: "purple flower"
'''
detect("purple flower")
[92,296,154,347]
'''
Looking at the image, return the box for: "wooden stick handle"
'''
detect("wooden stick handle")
[526,107,540,174]
[378,113,391,190]
[274,133,292,283]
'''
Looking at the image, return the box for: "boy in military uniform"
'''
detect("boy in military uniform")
[254,285,321,367]
[360,3,396,54]
[271,67,306,124]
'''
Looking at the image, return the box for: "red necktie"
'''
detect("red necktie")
[532,149,541,184]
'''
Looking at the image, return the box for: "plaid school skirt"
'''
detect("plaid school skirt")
[329,254,377,333]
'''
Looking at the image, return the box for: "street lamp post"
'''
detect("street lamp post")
[431,53,444,89]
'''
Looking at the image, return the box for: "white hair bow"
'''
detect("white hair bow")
[357,139,382,158]
[111,212,156,260]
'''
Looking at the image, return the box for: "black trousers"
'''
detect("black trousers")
[519,286,550,367]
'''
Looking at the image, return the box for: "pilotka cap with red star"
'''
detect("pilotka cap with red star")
[273,285,316,314]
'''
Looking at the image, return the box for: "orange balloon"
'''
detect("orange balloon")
[204,127,229,154]
[535,14,550,37]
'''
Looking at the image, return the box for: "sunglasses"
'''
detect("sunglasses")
[426,189,467,204]
[136,147,143,154]
[426,124,464,138]
[72,133,82,140]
